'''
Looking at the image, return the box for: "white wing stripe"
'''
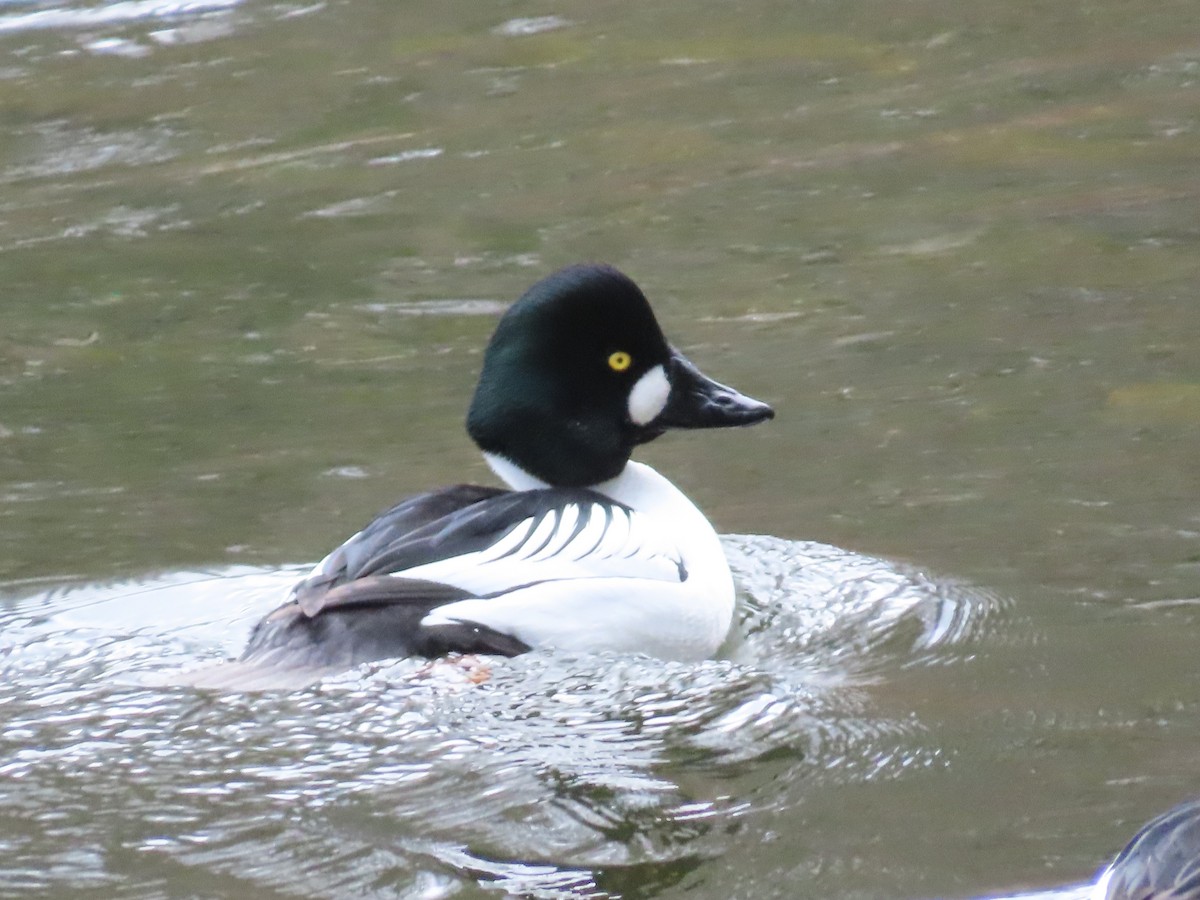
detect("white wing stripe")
[569,503,610,561]
[392,500,686,598]
[528,504,582,562]
[592,505,630,560]
[517,513,558,560]
[478,516,535,562]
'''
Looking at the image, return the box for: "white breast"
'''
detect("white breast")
[423,459,737,661]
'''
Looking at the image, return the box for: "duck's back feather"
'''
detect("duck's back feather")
[289,483,507,607]
[237,482,686,673]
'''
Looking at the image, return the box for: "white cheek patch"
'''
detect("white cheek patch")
[627,364,670,425]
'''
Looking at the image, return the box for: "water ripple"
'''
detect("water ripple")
[0,536,1004,896]
[0,0,240,35]
[725,533,1007,671]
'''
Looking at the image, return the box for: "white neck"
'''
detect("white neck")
[483,452,688,510]
[484,452,550,491]
[485,452,709,529]
[591,459,691,511]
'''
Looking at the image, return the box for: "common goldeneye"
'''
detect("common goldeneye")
[1093,797,1200,900]
[238,263,774,674]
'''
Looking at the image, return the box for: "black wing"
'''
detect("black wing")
[289,483,507,608]
[240,576,531,670]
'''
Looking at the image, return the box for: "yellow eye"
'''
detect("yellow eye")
[607,351,632,372]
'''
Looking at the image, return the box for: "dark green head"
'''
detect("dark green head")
[466,264,773,487]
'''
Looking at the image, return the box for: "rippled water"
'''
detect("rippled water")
[1,537,998,897]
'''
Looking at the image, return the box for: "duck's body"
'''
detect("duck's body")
[237,264,772,676]
[1093,798,1200,900]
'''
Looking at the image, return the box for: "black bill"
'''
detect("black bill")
[655,351,775,430]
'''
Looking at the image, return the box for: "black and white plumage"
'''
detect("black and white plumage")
[1094,798,1200,900]
[232,263,774,680]
[243,484,688,668]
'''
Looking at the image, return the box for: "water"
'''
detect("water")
[2,540,996,898]
[2,0,1199,897]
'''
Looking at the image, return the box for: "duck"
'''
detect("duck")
[1093,797,1200,900]
[236,263,774,676]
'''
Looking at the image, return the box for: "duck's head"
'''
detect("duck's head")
[466,264,774,487]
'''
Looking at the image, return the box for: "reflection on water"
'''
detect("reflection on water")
[727,534,1003,670]
[0,0,240,35]
[0,536,993,897]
